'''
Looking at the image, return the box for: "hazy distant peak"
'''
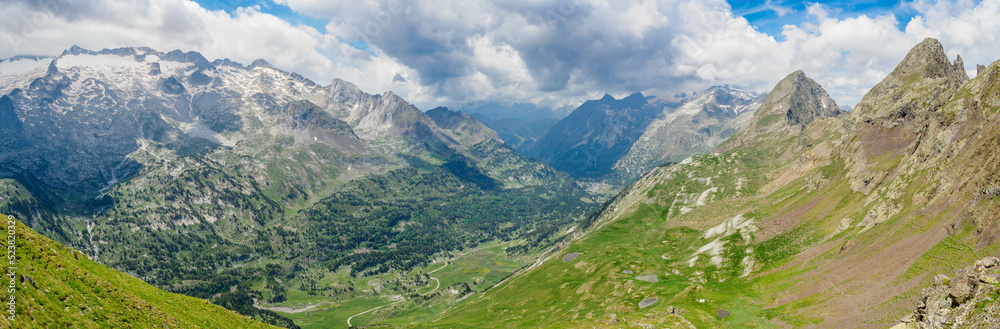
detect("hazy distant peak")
[248,58,274,69]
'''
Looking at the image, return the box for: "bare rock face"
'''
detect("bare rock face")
[979,64,988,75]
[898,257,1000,328]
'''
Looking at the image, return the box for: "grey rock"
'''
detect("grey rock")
[934,274,949,285]
[982,256,999,268]
[562,253,580,262]
[718,70,838,153]
[148,62,161,75]
[606,314,619,325]
[903,257,1000,328]
[949,272,975,304]
[851,38,967,128]
[636,275,658,283]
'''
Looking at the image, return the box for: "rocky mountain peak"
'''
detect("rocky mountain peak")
[715,70,838,152]
[891,38,967,85]
[624,92,645,100]
[851,38,968,127]
[756,70,839,127]
[63,45,88,56]
[248,59,274,70]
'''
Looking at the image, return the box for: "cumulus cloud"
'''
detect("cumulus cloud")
[2,0,1000,110]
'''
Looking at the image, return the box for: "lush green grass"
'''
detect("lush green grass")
[273,241,531,329]
[421,150,803,327]
[2,216,277,328]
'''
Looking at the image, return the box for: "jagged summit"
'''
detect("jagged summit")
[746,69,840,130]
[888,38,967,86]
[717,69,839,152]
[779,70,840,126]
[852,37,968,127]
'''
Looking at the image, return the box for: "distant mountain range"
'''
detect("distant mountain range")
[523,86,765,188]
[0,46,595,327]
[12,36,998,329]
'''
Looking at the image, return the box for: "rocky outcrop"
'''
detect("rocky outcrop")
[894,257,1000,329]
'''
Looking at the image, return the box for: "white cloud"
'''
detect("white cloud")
[3,0,1000,110]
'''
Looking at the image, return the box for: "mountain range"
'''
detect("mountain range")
[524,85,764,190]
[0,46,595,327]
[6,37,1000,329]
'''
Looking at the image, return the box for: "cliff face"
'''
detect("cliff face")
[850,38,969,128]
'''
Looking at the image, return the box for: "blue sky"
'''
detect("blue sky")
[1,0,997,110]
[191,0,328,33]
[729,0,920,39]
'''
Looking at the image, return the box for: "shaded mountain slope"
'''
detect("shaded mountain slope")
[527,93,660,178]
[528,86,762,190]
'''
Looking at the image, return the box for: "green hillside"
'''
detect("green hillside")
[422,38,1000,328]
[0,214,278,328]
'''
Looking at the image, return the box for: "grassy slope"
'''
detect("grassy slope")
[424,61,1000,328]
[0,215,277,329]
[276,241,532,328]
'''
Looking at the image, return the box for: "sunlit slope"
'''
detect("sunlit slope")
[424,38,1000,328]
[0,216,277,328]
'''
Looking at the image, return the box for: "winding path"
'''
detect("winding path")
[345,240,517,327]
[347,262,449,328]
